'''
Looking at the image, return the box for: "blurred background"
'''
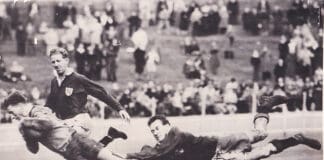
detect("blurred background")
[0,0,322,159]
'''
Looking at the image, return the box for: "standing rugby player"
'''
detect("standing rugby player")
[46,48,130,135]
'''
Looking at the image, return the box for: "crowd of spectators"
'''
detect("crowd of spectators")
[248,0,323,111]
[242,0,322,35]
[0,70,322,122]
[0,0,322,122]
[83,71,323,118]
[150,0,238,36]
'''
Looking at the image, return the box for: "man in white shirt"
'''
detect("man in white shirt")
[131,25,148,79]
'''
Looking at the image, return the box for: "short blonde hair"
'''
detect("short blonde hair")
[49,48,69,59]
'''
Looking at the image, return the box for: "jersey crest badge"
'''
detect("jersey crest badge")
[65,87,73,96]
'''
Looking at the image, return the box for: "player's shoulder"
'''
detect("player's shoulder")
[71,72,86,79]
[71,72,92,83]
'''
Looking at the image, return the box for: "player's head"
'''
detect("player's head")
[1,91,31,118]
[147,115,171,142]
[49,48,69,76]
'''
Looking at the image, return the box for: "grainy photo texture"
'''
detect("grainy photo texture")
[0,0,322,160]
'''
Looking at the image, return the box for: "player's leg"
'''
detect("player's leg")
[246,95,291,144]
[63,133,107,160]
[258,95,299,113]
[63,130,127,160]
[218,143,276,160]
[270,133,321,153]
[218,95,283,151]
[246,113,269,143]
[244,133,321,160]
[63,113,92,136]
[99,127,128,147]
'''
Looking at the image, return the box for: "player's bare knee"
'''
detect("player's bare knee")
[259,144,274,157]
[247,129,268,143]
[97,147,114,160]
[258,130,268,140]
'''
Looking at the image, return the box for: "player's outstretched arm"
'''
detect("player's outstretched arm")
[81,75,131,122]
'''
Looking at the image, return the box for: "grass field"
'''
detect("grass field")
[0,113,322,160]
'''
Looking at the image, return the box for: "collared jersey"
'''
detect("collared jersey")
[46,72,123,119]
[127,127,251,160]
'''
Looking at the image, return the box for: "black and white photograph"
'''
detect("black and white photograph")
[0,0,322,159]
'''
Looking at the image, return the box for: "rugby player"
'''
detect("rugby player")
[117,95,321,160]
[1,91,126,160]
[2,91,321,160]
[46,48,130,136]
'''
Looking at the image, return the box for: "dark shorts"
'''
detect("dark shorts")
[216,132,252,153]
[134,49,146,74]
[63,133,104,160]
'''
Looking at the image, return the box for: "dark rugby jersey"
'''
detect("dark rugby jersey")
[127,127,251,160]
[45,72,123,119]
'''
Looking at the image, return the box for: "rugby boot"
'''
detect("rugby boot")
[258,95,289,113]
[108,127,127,140]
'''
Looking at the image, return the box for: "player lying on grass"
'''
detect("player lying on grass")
[110,95,321,160]
[1,91,127,160]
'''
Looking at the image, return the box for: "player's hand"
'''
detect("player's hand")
[119,110,130,123]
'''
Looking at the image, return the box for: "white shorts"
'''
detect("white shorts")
[63,113,92,136]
